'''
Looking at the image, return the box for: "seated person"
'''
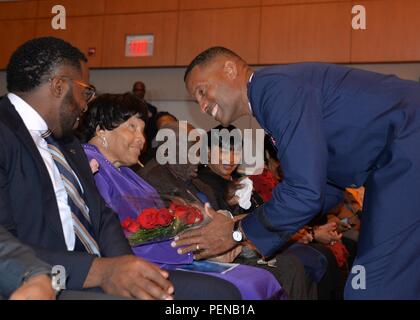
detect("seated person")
[1,36,238,301]
[79,92,279,300]
[196,125,264,215]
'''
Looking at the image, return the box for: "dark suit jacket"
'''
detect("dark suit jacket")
[0,97,132,290]
[0,225,51,298]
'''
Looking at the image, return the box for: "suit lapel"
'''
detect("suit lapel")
[0,98,66,242]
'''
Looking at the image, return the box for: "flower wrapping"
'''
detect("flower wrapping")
[121,202,204,246]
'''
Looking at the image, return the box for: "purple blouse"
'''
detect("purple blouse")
[83,143,192,265]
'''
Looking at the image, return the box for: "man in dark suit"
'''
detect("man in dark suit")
[0,38,240,300]
[174,46,420,299]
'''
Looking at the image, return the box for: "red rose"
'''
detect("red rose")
[137,208,160,229]
[127,221,141,233]
[169,202,182,212]
[157,208,174,226]
[121,217,141,232]
[173,204,202,225]
[121,217,134,230]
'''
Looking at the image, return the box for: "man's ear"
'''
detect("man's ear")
[49,77,65,99]
[223,60,238,80]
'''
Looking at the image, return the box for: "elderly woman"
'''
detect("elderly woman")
[78,93,243,300]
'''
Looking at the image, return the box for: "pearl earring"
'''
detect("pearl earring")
[100,136,108,149]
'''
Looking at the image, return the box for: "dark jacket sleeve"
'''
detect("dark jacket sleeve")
[0,226,51,298]
[243,77,329,256]
[322,182,345,213]
[96,201,133,258]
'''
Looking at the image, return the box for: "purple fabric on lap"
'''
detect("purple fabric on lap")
[163,262,287,300]
[131,240,193,265]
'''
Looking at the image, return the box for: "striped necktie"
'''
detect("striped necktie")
[42,130,101,256]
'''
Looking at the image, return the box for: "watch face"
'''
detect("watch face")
[233,230,243,242]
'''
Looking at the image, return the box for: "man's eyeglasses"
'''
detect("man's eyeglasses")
[50,76,96,103]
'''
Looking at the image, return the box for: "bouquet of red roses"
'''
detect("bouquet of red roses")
[121,202,204,247]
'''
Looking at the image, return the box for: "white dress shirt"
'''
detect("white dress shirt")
[8,93,75,251]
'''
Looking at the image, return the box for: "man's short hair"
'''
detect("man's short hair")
[184,46,243,82]
[6,36,87,93]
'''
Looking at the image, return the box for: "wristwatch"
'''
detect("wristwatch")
[232,220,245,243]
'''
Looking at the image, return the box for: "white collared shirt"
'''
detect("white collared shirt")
[8,93,76,251]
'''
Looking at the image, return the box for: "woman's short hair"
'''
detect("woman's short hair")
[79,92,148,142]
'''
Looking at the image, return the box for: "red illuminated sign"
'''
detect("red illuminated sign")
[128,40,148,56]
[125,35,154,57]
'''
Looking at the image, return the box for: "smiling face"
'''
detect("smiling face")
[101,115,146,167]
[185,57,247,127]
